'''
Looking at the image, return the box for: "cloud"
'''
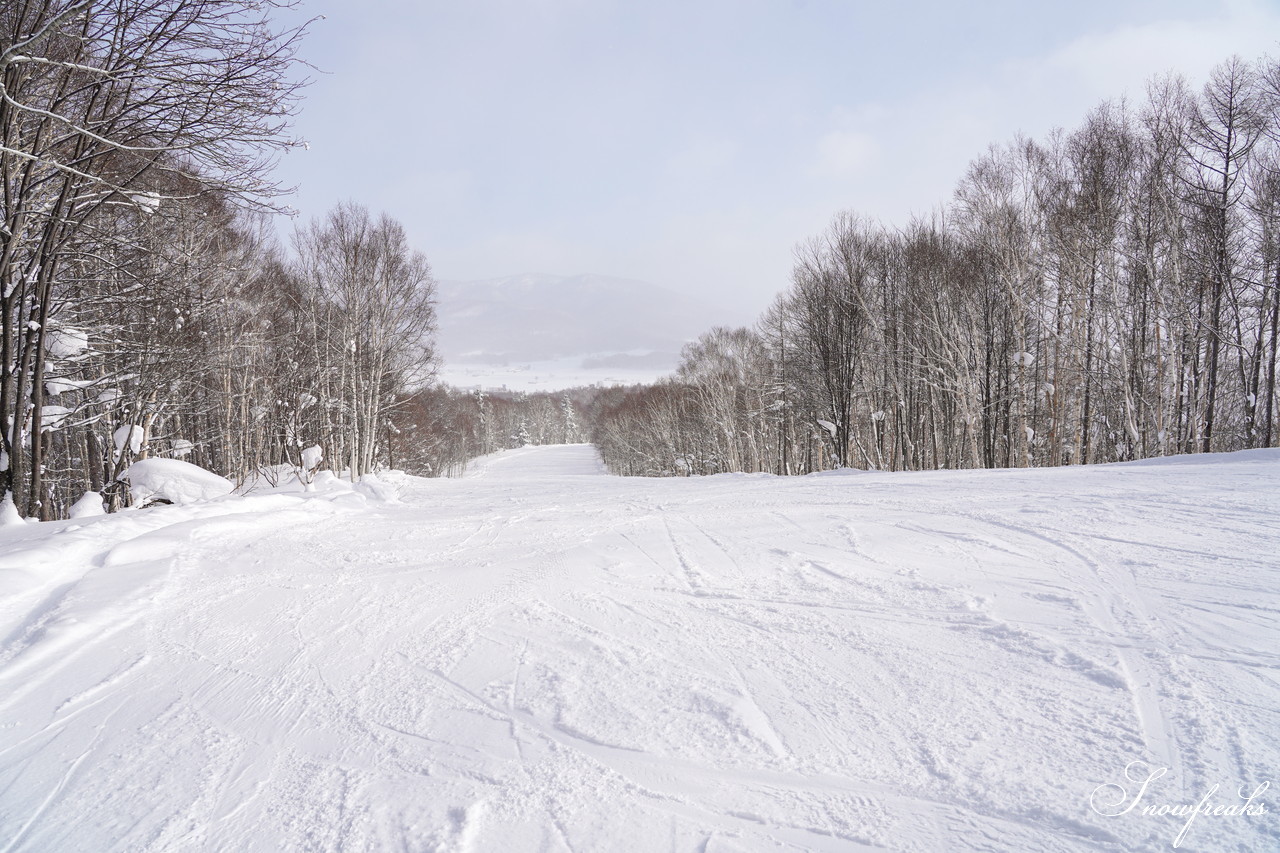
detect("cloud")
[278,0,1280,325]
[812,129,879,178]
[1038,0,1280,101]
[662,136,740,184]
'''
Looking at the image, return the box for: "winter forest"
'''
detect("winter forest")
[4,1,1280,519]
[595,58,1280,477]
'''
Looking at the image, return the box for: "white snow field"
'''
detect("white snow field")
[1,445,1277,852]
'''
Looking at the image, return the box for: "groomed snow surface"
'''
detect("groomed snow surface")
[1,445,1277,852]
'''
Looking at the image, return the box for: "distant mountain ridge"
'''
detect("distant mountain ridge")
[435,273,721,365]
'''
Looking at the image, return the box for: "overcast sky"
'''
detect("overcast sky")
[273,0,1280,324]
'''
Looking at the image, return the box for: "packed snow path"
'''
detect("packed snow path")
[1,445,1277,852]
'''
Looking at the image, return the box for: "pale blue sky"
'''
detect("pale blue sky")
[275,0,1280,322]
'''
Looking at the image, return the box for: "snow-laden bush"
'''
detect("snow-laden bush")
[301,445,323,471]
[114,425,145,455]
[124,459,234,506]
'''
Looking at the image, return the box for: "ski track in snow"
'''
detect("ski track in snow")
[1,444,1278,852]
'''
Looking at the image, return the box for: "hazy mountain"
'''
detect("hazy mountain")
[435,274,723,366]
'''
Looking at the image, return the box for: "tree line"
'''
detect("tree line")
[595,55,1280,476]
[395,386,589,477]
[1,2,446,519]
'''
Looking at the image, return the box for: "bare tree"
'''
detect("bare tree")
[1,0,308,515]
[1180,57,1265,452]
[289,203,436,479]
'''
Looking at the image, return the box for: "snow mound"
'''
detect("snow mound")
[353,473,400,503]
[0,494,25,526]
[124,458,234,506]
[68,491,105,518]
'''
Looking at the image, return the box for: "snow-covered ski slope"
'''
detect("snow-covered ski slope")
[1,445,1277,852]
